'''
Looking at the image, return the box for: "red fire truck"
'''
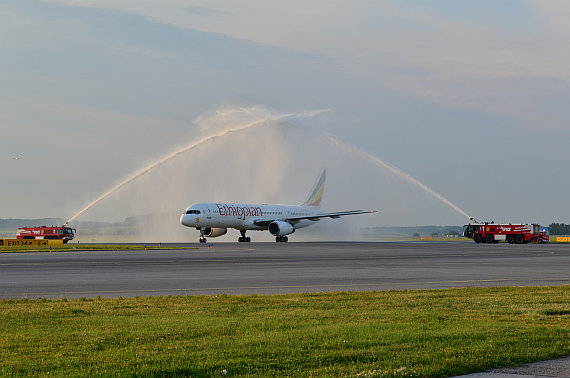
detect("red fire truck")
[463,223,549,244]
[16,226,76,243]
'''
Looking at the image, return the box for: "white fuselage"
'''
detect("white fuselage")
[180,202,321,231]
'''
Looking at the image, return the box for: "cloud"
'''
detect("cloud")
[40,0,570,130]
[531,0,570,33]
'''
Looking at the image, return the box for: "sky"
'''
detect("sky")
[1,0,569,230]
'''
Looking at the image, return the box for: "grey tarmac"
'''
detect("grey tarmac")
[456,356,570,378]
[1,241,568,299]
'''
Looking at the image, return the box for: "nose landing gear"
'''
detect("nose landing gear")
[238,230,251,242]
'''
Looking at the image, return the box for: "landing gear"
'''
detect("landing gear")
[238,230,251,243]
[199,228,206,243]
[275,236,288,242]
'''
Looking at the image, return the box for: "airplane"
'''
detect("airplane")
[179,169,376,243]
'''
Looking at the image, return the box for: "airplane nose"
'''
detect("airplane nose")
[180,214,193,226]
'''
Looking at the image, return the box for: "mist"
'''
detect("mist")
[68,105,470,242]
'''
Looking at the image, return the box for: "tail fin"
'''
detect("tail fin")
[302,169,327,208]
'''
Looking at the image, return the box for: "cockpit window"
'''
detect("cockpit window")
[186,210,201,214]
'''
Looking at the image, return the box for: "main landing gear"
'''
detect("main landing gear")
[275,236,288,242]
[238,230,251,243]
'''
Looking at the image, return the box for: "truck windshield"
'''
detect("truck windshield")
[64,228,73,234]
[463,225,475,233]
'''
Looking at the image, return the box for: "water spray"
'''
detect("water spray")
[319,133,473,222]
[65,109,328,224]
[66,106,472,225]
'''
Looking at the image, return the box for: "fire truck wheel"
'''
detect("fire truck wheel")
[506,235,515,244]
[473,234,482,243]
[515,235,524,244]
[485,234,494,243]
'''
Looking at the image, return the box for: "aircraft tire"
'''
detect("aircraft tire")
[246,237,251,242]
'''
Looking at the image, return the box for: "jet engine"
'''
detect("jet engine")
[203,228,228,237]
[268,221,295,236]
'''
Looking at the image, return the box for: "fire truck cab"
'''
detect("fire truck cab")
[16,226,76,243]
[463,222,547,244]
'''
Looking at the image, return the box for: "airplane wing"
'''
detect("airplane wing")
[253,210,377,227]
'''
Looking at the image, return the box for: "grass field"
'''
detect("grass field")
[0,244,197,253]
[1,286,568,377]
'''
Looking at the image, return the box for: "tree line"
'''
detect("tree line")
[548,223,570,235]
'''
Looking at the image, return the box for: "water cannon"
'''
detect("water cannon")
[468,216,477,224]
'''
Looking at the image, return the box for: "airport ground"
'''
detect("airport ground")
[1,241,568,376]
[0,241,568,299]
[1,285,567,376]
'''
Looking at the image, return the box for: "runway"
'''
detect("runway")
[1,242,568,299]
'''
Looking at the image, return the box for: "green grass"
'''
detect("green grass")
[0,244,197,253]
[1,286,568,377]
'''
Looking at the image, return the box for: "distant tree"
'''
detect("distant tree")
[431,232,439,238]
[548,223,570,235]
[412,233,420,238]
[447,230,460,237]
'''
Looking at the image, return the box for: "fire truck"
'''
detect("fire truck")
[463,222,549,244]
[16,226,76,243]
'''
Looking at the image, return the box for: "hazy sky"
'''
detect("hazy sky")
[1,0,569,226]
